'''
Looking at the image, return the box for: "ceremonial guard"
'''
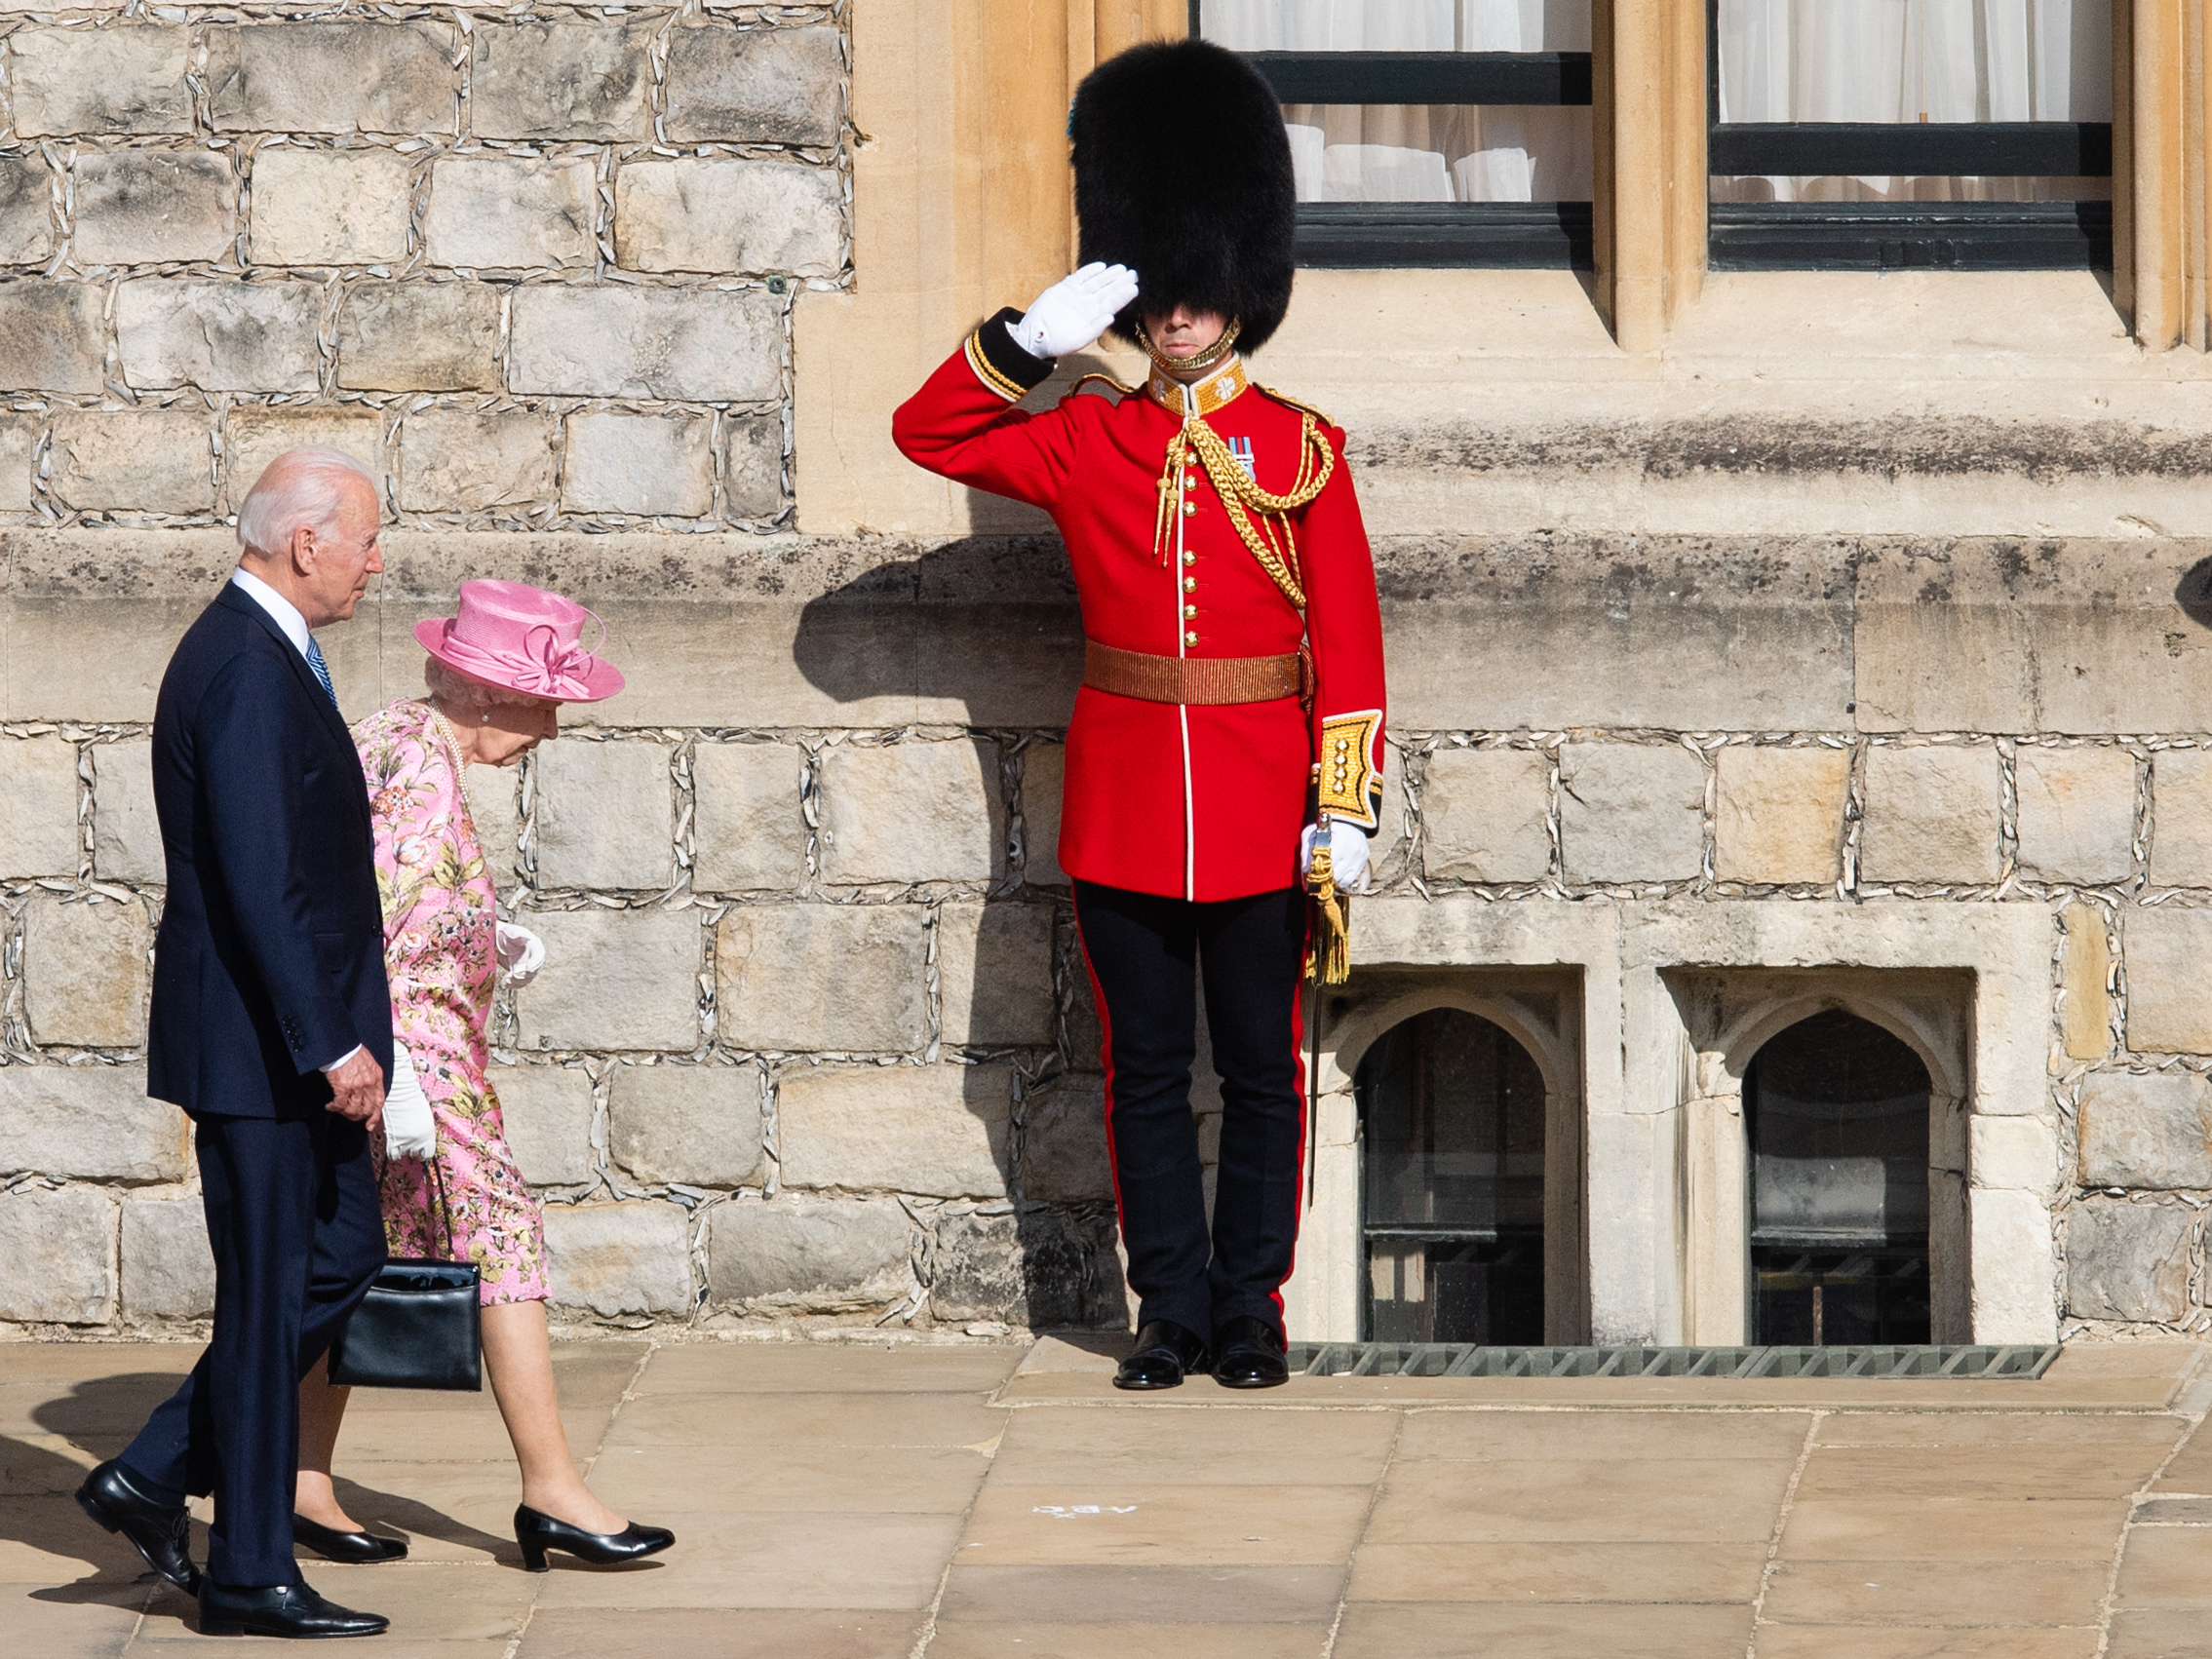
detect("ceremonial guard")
[893,38,1386,1390]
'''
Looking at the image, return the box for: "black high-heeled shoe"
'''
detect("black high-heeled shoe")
[292,1511,409,1563]
[513,1504,675,1573]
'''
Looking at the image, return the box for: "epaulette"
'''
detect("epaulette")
[1067,370,1138,403]
[1255,383,1338,429]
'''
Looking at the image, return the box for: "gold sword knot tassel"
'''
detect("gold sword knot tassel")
[1304,813,1351,986]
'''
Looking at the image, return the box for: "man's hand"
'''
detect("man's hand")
[1008,262,1141,360]
[1300,819,1374,895]
[325,1046,386,1136]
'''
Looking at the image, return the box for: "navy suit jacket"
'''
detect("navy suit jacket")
[146,584,393,1119]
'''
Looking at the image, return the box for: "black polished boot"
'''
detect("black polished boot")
[292,1513,408,1563]
[513,1505,675,1573]
[197,1578,388,1639]
[1213,1315,1291,1389]
[1112,1320,1213,1391]
[75,1460,200,1594]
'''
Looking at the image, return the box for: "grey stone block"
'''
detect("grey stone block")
[72,151,234,266]
[491,1062,595,1188]
[609,1062,763,1188]
[818,741,1005,885]
[1423,748,1551,884]
[2124,908,2212,1054]
[0,415,32,511]
[249,148,414,267]
[931,1208,1120,1329]
[2077,1071,2212,1190]
[691,742,806,893]
[1023,1075,1110,1204]
[208,22,457,135]
[1713,745,1849,886]
[0,156,55,264]
[1022,745,1067,887]
[0,283,100,393]
[1559,743,1703,884]
[937,902,1055,1047]
[0,1186,114,1325]
[399,409,556,514]
[615,160,843,278]
[1861,745,2004,885]
[706,1194,912,1311]
[49,409,213,514]
[0,1064,181,1182]
[561,412,715,517]
[663,25,843,145]
[2016,747,2136,885]
[121,1196,215,1321]
[721,412,785,520]
[467,768,525,893]
[0,735,83,878]
[423,157,595,271]
[777,1061,1012,1199]
[337,284,503,393]
[221,409,387,517]
[716,905,925,1052]
[535,740,672,890]
[509,287,781,401]
[10,26,191,136]
[470,23,653,141]
[2065,1198,2192,1324]
[2152,750,2212,888]
[117,280,322,394]
[23,900,152,1049]
[517,907,701,1052]
[544,1201,692,1316]
[92,740,163,886]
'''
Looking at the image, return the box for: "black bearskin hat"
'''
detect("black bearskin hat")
[1070,38,1297,353]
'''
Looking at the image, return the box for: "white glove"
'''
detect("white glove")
[496,921,545,987]
[1300,820,1374,895]
[1007,262,1141,360]
[382,1050,436,1160]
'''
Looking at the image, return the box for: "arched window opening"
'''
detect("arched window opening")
[1746,1008,1932,1345]
[1356,1008,1545,1344]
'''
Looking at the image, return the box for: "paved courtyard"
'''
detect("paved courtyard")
[7,1335,2212,1657]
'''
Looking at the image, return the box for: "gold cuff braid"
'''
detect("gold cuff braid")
[1315,710,1382,830]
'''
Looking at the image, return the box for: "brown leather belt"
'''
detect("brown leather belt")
[1083,639,1307,706]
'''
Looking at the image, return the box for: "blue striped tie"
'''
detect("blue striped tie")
[305,637,338,708]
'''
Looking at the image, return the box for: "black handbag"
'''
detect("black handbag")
[329,1158,483,1391]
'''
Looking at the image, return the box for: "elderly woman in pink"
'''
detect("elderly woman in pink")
[292,580,673,1574]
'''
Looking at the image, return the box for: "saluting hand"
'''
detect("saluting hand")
[1009,262,1141,360]
[325,1047,387,1137]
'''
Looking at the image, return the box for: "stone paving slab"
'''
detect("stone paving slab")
[4,1334,2212,1656]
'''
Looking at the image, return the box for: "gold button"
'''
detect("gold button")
[1183,502,1196,516]
[1184,604,1197,618]
[1183,577,1196,592]
[1184,631,1198,645]
[1183,552,1196,565]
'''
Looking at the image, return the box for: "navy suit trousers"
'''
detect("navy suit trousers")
[1072,880,1309,1341]
[119,1109,383,1589]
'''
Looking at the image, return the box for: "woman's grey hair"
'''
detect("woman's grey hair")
[236,446,380,559]
[423,654,547,712]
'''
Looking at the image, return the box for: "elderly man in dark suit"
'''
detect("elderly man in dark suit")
[75,446,397,1640]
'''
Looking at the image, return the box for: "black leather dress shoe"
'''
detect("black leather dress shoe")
[75,1460,199,1594]
[198,1578,388,1639]
[1213,1315,1291,1389]
[292,1513,408,1563]
[1112,1320,1213,1391]
[514,1505,675,1573]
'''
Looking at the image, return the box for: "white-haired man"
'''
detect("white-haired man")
[76,447,397,1639]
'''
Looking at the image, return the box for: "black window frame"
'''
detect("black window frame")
[1704,0,2115,271]
[1190,1,1596,269]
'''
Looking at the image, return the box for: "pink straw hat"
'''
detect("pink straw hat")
[414,580,625,704]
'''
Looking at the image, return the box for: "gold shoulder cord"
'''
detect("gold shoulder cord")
[1151,409,1335,610]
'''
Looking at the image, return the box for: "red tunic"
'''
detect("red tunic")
[893,314,1387,903]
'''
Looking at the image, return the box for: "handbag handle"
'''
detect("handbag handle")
[425,1151,460,1264]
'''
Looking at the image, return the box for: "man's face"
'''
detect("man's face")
[294,479,384,628]
[1144,305,1229,370]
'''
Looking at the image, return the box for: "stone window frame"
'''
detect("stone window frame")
[1286,969,1587,1346]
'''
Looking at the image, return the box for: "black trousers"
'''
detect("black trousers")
[119,1107,384,1589]
[1072,880,1309,1340]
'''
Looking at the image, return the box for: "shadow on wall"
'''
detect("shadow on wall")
[2176,559,2212,630]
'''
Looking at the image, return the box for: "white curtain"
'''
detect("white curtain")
[1202,1,1596,203]
[1715,0,2112,203]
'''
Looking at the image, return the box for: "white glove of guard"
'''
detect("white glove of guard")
[1007,262,1141,361]
[496,920,545,987]
[1300,820,1374,895]
[382,1049,436,1161]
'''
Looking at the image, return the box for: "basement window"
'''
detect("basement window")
[1746,1009,1933,1345]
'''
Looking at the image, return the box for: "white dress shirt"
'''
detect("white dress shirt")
[229,566,365,1077]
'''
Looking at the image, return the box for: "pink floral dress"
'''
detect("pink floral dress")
[355,699,548,1305]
